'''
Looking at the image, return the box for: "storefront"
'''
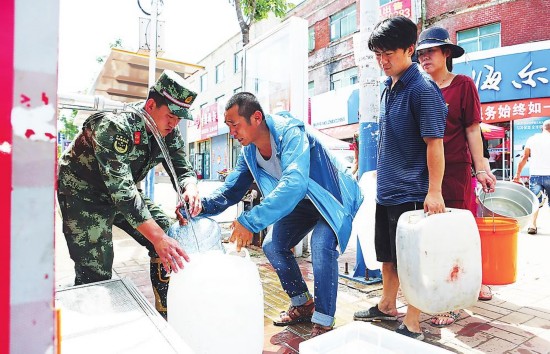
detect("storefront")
[310,83,360,142]
[454,40,550,180]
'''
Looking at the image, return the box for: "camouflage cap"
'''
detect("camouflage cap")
[153,70,197,120]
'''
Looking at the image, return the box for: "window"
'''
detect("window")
[308,26,315,51]
[200,73,208,92]
[233,51,242,73]
[457,23,501,54]
[308,81,314,97]
[215,62,225,84]
[330,67,358,90]
[330,4,357,41]
[233,86,242,94]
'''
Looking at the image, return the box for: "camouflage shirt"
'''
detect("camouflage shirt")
[57,109,197,228]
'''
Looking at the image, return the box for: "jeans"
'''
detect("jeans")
[262,199,339,327]
[530,175,550,207]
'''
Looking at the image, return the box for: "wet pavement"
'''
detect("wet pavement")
[55,184,550,353]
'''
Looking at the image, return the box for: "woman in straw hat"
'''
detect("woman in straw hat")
[416,26,497,327]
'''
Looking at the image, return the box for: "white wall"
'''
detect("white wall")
[10,0,58,352]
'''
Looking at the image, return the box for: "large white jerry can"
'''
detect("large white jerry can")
[396,208,482,314]
[167,249,264,354]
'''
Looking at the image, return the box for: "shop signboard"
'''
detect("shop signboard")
[481,97,550,123]
[200,102,218,139]
[379,0,413,20]
[454,44,550,104]
[310,84,359,130]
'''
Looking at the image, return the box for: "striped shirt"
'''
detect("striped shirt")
[376,64,447,206]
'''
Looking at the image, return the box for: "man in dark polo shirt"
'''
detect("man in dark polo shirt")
[352,16,448,340]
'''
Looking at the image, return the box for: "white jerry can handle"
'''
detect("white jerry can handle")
[408,208,455,223]
[226,244,251,260]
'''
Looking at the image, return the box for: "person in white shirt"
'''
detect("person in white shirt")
[513,120,550,234]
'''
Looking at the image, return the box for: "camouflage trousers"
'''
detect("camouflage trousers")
[57,191,173,318]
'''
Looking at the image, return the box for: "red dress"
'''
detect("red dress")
[440,75,482,211]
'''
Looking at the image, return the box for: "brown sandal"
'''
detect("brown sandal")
[273,301,315,326]
[310,324,333,338]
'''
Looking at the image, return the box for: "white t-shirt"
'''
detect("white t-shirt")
[525,132,550,176]
[256,133,282,180]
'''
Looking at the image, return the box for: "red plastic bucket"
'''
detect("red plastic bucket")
[475,217,519,285]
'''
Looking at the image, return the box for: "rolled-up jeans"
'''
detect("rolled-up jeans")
[262,199,339,327]
[529,175,550,207]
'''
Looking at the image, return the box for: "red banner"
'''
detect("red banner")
[481,97,550,123]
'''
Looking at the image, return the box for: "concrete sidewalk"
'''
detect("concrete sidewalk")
[55,185,550,353]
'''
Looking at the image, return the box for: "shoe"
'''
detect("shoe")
[395,323,424,341]
[478,285,493,301]
[429,311,460,328]
[273,301,315,326]
[353,305,397,322]
[310,324,333,338]
[527,227,537,235]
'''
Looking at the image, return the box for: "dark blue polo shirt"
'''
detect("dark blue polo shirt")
[376,63,447,206]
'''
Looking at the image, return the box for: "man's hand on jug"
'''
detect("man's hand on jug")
[229,220,253,252]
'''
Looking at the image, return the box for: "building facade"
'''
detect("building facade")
[185,0,550,180]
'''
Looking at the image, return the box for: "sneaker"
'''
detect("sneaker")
[395,324,424,341]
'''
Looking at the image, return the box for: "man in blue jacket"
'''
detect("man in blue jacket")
[199,92,363,337]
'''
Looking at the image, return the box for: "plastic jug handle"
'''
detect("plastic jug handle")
[423,208,453,218]
[226,243,251,260]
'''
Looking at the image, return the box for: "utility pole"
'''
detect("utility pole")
[352,0,381,281]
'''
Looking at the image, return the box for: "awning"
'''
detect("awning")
[319,123,359,140]
[91,48,204,102]
[480,122,505,140]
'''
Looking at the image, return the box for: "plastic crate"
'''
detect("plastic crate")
[299,321,452,354]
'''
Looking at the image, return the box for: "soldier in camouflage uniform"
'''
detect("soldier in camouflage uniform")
[57,70,201,319]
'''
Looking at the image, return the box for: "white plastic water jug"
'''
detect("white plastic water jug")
[167,248,264,354]
[396,208,482,314]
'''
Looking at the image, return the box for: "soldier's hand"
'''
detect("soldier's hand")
[182,183,202,217]
[175,204,188,226]
[154,236,190,273]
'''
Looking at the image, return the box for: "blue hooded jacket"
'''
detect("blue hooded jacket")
[201,112,363,253]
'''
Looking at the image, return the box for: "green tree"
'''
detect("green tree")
[230,0,294,46]
[59,109,79,141]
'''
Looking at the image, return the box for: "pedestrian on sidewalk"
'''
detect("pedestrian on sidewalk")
[513,119,550,234]
[57,70,201,319]
[352,16,447,341]
[196,92,363,338]
[416,26,497,327]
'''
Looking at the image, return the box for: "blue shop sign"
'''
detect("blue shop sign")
[454,49,550,103]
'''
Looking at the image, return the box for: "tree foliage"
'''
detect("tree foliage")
[96,38,124,64]
[59,109,79,141]
[230,0,294,45]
